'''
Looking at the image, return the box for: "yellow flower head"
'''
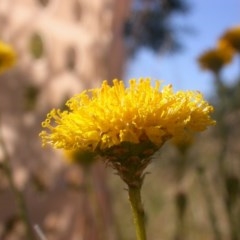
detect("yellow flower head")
[219,26,240,53]
[40,78,215,152]
[171,131,194,155]
[40,78,215,186]
[198,47,233,73]
[0,41,16,74]
[64,149,97,166]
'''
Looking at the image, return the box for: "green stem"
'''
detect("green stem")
[197,166,222,240]
[0,123,35,240]
[128,185,147,240]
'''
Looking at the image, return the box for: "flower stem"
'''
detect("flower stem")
[0,121,35,240]
[128,185,147,240]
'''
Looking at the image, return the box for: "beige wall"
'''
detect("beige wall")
[0,1,131,239]
[1,0,130,105]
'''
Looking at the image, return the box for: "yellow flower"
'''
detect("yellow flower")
[0,41,16,74]
[219,26,240,53]
[40,78,215,186]
[198,47,233,73]
[171,131,194,155]
[64,149,97,166]
[40,78,215,151]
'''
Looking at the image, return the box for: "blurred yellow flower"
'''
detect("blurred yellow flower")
[198,47,233,73]
[171,131,194,155]
[219,26,240,53]
[64,149,97,166]
[40,78,215,153]
[0,41,16,74]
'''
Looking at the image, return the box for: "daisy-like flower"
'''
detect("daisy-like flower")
[40,78,215,240]
[219,26,240,53]
[0,41,16,74]
[198,47,233,73]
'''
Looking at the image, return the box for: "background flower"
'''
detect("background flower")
[0,41,16,74]
[197,47,233,73]
[219,26,240,53]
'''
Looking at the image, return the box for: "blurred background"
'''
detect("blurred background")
[0,0,240,240]
[125,0,240,97]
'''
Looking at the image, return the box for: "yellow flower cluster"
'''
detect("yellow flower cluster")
[40,79,215,154]
[0,41,16,74]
